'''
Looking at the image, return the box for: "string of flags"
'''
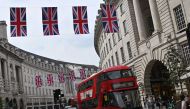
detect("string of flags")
[10,4,119,37]
[35,68,89,88]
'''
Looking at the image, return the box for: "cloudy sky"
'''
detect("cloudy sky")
[0,0,104,66]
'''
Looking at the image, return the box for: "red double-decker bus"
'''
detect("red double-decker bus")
[77,66,142,109]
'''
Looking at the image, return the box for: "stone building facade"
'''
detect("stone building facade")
[94,0,190,100]
[0,21,98,109]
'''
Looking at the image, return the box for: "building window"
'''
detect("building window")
[33,87,35,95]
[115,52,120,65]
[101,51,103,60]
[102,52,104,60]
[104,47,106,57]
[127,42,133,59]
[29,87,31,95]
[108,39,112,50]
[123,20,128,34]
[173,5,186,31]
[120,4,124,15]
[111,56,115,66]
[120,47,126,63]
[112,34,116,45]
[25,86,27,94]
[106,43,109,54]
[118,33,121,40]
[181,43,190,65]
[108,59,111,67]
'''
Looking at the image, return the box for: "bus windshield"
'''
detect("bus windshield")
[103,90,141,109]
[102,70,134,80]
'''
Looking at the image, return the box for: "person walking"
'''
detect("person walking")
[148,96,155,109]
[144,96,148,109]
[175,94,187,109]
[167,96,175,109]
[186,95,190,109]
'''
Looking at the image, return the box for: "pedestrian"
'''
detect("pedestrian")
[144,96,148,109]
[182,94,187,109]
[186,95,190,109]
[175,94,186,109]
[167,96,175,109]
[155,97,161,109]
[148,96,155,109]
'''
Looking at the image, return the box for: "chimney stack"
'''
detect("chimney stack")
[0,21,7,41]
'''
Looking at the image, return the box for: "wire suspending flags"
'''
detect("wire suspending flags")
[42,7,59,36]
[72,6,89,34]
[9,5,119,36]
[10,7,27,37]
[100,4,119,33]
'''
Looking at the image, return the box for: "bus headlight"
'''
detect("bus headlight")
[112,82,134,89]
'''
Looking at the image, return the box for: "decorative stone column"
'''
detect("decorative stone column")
[0,21,7,40]
[133,0,146,41]
[2,59,9,91]
[148,0,162,32]
[18,66,24,93]
[0,58,2,92]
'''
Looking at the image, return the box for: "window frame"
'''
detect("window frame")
[173,4,186,31]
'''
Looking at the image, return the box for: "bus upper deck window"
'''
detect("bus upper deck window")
[122,70,134,77]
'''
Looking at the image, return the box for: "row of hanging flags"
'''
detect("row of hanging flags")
[35,68,87,87]
[10,4,119,37]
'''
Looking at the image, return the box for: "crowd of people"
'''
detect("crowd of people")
[143,94,190,109]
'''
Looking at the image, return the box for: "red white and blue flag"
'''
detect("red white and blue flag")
[58,72,65,83]
[42,7,59,35]
[72,6,89,34]
[101,4,119,33]
[10,7,27,37]
[47,74,54,86]
[79,68,86,80]
[69,70,76,81]
[35,75,42,88]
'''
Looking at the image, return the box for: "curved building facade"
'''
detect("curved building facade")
[94,0,190,101]
[0,21,98,109]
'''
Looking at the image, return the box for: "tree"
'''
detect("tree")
[163,45,187,92]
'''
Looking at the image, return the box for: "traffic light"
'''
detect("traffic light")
[186,23,190,48]
[53,89,61,104]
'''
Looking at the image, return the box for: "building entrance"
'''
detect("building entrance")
[145,60,175,99]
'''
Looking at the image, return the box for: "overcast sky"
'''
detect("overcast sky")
[0,0,104,66]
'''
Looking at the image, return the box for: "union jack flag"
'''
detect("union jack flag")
[101,4,119,33]
[10,7,27,37]
[79,68,86,80]
[69,70,76,81]
[72,6,89,34]
[42,7,59,35]
[58,72,65,83]
[35,75,42,88]
[47,74,54,86]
